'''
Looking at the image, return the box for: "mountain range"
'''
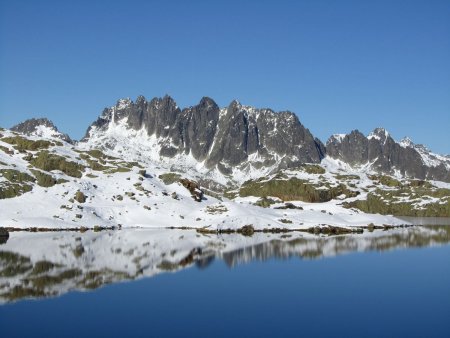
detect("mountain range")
[10,95,450,182]
[1,95,449,232]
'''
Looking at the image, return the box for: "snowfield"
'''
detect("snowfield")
[0,126,408,231]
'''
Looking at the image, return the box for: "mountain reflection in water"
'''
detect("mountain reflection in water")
[0,225,449,303]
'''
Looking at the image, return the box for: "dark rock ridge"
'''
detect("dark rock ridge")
[11,118,72,143]
[326,128,450,182]
[83,95,324,174]
[10,98,450,183]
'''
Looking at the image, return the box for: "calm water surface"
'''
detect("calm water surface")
[0,226,449,338]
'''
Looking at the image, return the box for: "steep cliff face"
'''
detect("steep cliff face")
[326,128,450,182]
[83,95,324,174]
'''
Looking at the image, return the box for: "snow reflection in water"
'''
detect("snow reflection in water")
[0,225,449,303]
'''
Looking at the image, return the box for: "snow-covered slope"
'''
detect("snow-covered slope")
[0,127,412,230]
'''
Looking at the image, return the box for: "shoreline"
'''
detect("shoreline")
[0,223,416,235]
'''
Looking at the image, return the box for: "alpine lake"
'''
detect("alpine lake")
[1,220,449,338]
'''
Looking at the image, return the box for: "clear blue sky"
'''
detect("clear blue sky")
[1,0,449,153]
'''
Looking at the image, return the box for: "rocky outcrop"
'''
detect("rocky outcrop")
[179,178,204,202]
[11,118,72,143]
[326,128,450,182]
[83,95,324,174]
[0,227,9,244]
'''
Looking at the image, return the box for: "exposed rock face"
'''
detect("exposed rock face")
[179,178,204,202]
[11,118,72,143]
[80,95,450,181]
[83,95,324,174]
[326,128,450,182]
[327,130,369,165]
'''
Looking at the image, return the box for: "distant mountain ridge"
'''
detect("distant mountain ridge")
[11,117,72,143]
[326,128,450,182]
[9,95,450,182]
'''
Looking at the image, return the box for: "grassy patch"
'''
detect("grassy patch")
[346,186,450,217]
[301,164,326,174]
[85,149,118,161]
[30,151,84,178]
[0,182,33,199]
[0,169,35,183]
[2,136,53,151]
[115,161,142,169]
[104,167,131,174]
[159,172,182,185]
[254,197,278,208]
[0,169,35,198]
[30,169,57,187]
[369,174,402,187]
[240,177,358,202]
[30,261,59,275]
[85,158,109,171]
[335,174,360,181]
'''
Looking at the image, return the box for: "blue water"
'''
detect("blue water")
[1,244,449,338]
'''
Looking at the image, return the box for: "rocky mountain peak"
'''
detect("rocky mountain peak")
[78,94,450,182]
[115,98,132,109]
[11,118,72,143]
[368,127,390,143]
[229,99,242,109]
[400,137,414,148]
[135,95,147,104]
[82,95,324,175]
[161,94,177,106]
[198,96,218,110]
[326,129,450,182]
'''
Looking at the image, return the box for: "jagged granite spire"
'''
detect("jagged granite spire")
[82,96,324,174]
[80,95,450,181]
